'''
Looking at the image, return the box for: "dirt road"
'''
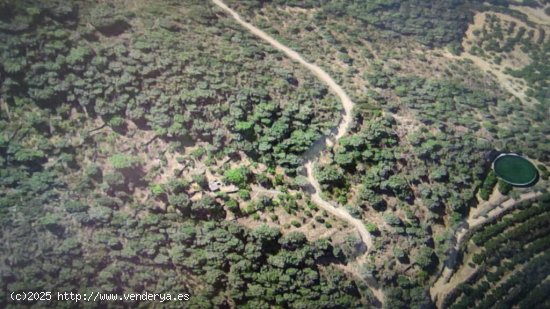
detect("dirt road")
[212,0,370,248]
[213,0,381,302]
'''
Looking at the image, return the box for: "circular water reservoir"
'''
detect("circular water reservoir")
[493,153,538,187]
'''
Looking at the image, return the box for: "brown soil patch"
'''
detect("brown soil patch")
[511,5,550,26]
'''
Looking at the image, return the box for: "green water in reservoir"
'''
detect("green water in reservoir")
[493,154,538,186]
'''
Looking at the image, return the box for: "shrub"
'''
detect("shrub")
[90,4,131,36]
[365,222,379,234]
[108,154,140,170]
[65,201,89,213]
[498,179,513,195]
[480,171,497,200]
[38,214,65,236]
[224,167,250,187]
[150,184,165,197]
[104,171,125,187]
[66,46,93,65]
[238,189,251,201]
[226,199,239,213]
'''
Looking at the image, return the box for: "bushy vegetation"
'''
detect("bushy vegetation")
[479,171,498,200]
[467,13,550,104]
[0,0,339,174]
[367,63,550,163]
[221,1,550,307]
[230,0,495,48]
[1,0,548,307]
[0,0,361,307]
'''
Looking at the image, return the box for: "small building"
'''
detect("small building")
[208,180,223,192]
[208,180,238,193]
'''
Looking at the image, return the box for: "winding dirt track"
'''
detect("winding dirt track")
[212,0,372,250]
[212,1,385,303]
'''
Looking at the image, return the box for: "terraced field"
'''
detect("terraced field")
[442,193,550,308]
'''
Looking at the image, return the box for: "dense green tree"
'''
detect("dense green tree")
[224,167,251,188]
[315,164,345,188]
